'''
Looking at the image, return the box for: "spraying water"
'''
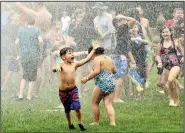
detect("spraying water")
[1,1,184,132]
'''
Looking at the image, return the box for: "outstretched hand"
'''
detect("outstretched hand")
[180,57,184,63]
[81,77,87,84]
[157,62,162,68]
[52,64,61,72]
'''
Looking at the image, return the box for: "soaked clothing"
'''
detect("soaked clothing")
[95,70,115,95]
[22,60,38,81]
[112,22,131,56]
[111,55,128,79]
[94,13,115,50]
[19,27,40,81]
[160,43,180,70]
[59,86,81,113]
[131,35,147,86]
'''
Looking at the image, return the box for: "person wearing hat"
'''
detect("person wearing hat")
[92,2,116,55]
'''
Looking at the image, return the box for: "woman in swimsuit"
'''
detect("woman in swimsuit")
[156,27,184,107]
[81,41,117,126]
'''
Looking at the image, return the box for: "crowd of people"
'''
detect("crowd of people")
[1,2,184,130]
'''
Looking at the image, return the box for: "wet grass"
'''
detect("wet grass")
[1,65,184,133]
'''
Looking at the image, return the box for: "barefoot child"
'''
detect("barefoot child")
[81,43,117,126]
[156,27,184,107]
[52,44,97,131]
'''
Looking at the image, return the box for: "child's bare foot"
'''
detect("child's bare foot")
[110,123,116,126]
[89,122,99,126]
[174,100,180,107]
[169,99,175,107]
[113,99,124,103]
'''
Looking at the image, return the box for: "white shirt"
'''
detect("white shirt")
[94,12,115,50]
[61,16,71,30]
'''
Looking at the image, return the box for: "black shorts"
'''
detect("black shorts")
[21,60,38,81]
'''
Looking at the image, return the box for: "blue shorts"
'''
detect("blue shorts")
[112,55,128,79]
[59,86,81,113]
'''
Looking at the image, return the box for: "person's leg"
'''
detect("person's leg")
[34,66,42,97]
[103,92,115,126]
[113,78,123,102]
[15,71,21,97]
[123,75,132,97]
[18,79,26,99]
[176,79,184,91]
[1,71,13,91]
[157,74,166,94]
[66,112,72,125]
[75,110,86,131]
[157,74,163,87]
[167,66,181,106]
[27,81,35,100]
[160,69,169,95]
[75,110,82,124]
[91,86,104,125]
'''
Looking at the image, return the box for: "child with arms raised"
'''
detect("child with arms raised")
[52,43,97,131]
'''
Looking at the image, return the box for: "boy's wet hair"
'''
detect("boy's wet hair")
[88,46,104,55]
[60,47,74,57]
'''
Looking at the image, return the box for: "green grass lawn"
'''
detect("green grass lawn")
[1,63,184,132]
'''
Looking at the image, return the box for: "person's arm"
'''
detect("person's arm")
[115,14,136,27]
[112,61,117,74]
[38,36,43,45]
[94,18,104,37]
[74,51,88,57]
[148,56,155,72]
[175,40,184,63]
[136,37,150,45]
[52,63,62,72]
[75,49,95,68]
[102,15,115,38]
[81,58,101,83]
[16,2,37,17]
[155,43,162,68]
[127,51,137,69]
[146,20,153,42]
[176,40,184,56]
